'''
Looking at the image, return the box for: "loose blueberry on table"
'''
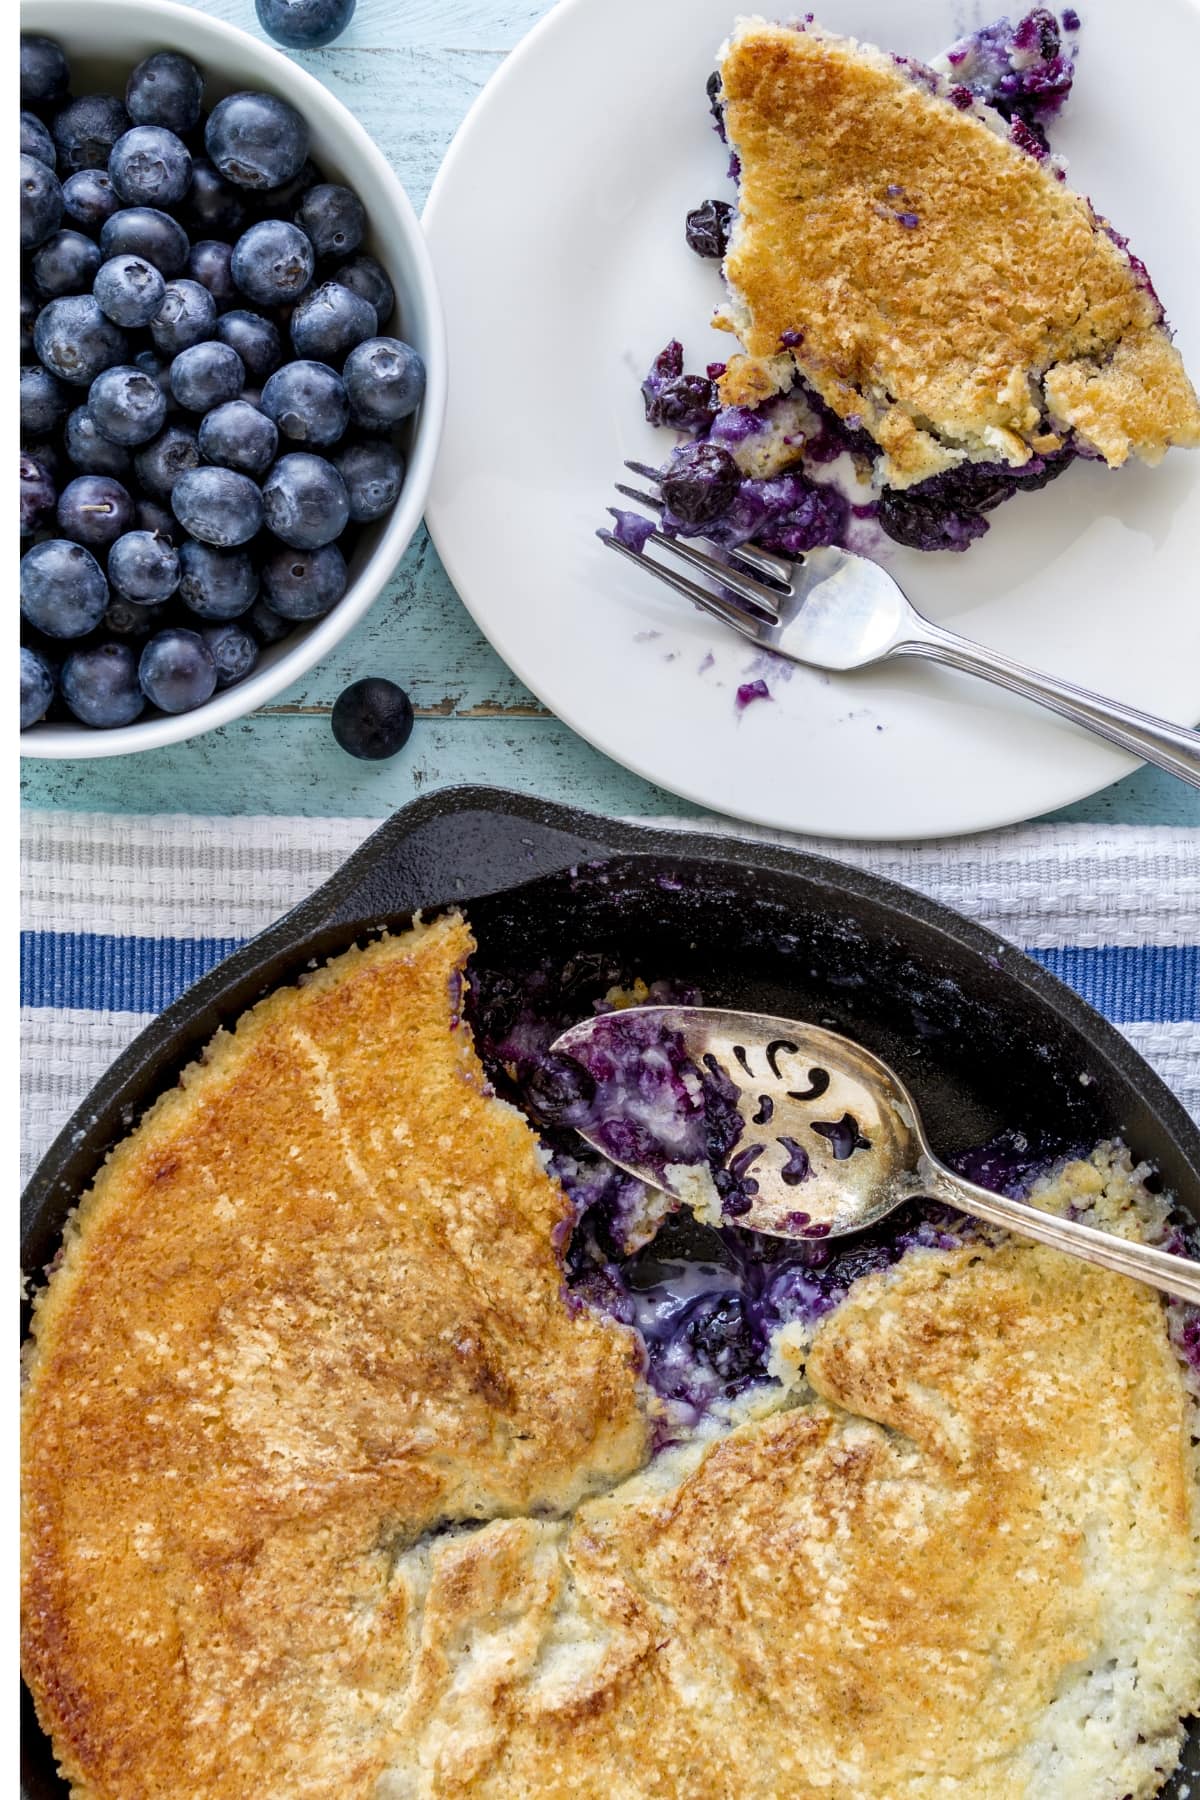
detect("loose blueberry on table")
[330,677,414,760]
[18,34,426,733]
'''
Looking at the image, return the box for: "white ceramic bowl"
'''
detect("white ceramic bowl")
[21,0,446,759]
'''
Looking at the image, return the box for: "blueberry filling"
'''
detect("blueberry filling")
[640,340,718,433]
[467,955,1171,1434]
[685,198,734,260]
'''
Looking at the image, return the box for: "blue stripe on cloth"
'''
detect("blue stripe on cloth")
[1026,946,1199,1024]
[21,932,243,1015]
[18,933,1199,1025]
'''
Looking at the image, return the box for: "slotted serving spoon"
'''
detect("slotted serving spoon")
[553,1006,1200,1302]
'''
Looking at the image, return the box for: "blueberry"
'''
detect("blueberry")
[21,286,39,357]
[198,399,278,476]
[132,347,174,399]
[522,1053,596,1128]
[335,255,393,326]
[88,365,168,446]
[661,442,740,525]
[22,112,57,170]
[215,308,282,379]
[685,198,734,259]
[21,153,63,250]
[32,228,99,299]
[134,497,177,540]
[331,677,413,759]
[252,157,319,219]
[134,423,201,497]
[246,596,292,644]
[21,36,69,107]
[334,438,404,521]
[100,205,189,277]
[52,95,130,175]
[683,1295,761,1385]
[187,238,237,307]
[103,596,169,638]
[261,451,348,547]
[261,540,347,617]
[202,620,259,687]
[149,281,217,360]
[31,229,101,301]
[93,253,166,328]
[177,541,258,618]
[61,168,119,230]
[171,466,264,546]
[139,627,217,712]
[125,52,204,133]
[256,0,356,48]
[107,529,180,602]
[169,341,245,412]
[31,296,130,399]
[20,644,56,729]
[62,641,145,727]
[64,406,132,477]
[293,182,364,259]
[342,336,425,428]
[20,366,70,437]
[231,218,314,305]
[20,451,57,537]
[21,538,108,637]
[260,359,348,446]
[205,92,310,191]
[289,281,376,363]
[57,473,134,547]
[183,158,246,238]
[108,126,192,208]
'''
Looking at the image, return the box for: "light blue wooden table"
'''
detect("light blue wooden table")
[20,0,1200,829]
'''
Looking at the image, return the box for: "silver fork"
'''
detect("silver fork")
[600,465,1200,787]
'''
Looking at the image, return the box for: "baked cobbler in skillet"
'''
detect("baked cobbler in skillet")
[22,918,1200,1797]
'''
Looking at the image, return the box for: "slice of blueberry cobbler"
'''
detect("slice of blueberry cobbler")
[615,10,1200,560]
[468,953,1200,1440]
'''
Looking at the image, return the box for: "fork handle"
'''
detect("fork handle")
[921,1164,1200,1302]
[900,621,1200,788]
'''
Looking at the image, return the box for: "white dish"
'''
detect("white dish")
[423,0,1200,840]
[22,0,446,760]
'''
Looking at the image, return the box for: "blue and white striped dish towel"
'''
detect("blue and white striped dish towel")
[20,810,1200,1183]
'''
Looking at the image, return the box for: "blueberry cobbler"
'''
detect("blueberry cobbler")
[617,11,1200,559]
[468,948,1200,1439]
[23,917,1200,1798]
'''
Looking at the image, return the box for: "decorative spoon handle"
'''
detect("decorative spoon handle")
[900,619,1200,788]
[925,1165,1200,1302]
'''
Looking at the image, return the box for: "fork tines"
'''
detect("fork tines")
[603,464,793,633]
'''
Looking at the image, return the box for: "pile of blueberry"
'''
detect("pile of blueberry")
[20,33,424,733]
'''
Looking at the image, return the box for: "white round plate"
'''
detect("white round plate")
[424,0,1200,839]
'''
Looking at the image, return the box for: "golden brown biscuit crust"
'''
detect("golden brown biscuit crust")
[715,20,1200,484]
[381,1227,1200,1798]
[22,916,649,1799]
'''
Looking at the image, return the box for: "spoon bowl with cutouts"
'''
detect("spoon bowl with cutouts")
[552,1006,1200,1303]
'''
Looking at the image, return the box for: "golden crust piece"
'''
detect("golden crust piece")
[22,916,1200,1799]
[715,19,1200,485]
[384,1217,1200,1799]
[21,915,648,1800]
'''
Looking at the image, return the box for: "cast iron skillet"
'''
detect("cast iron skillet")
[21,786,1200,1798]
